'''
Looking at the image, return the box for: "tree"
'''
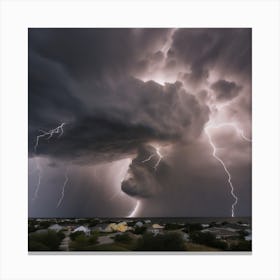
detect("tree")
[230,240,251,251]
[185,223,203,233]
[70,231,85,241]
[114,233,132,243]
[164,223,184,230]
[28,230,64,251]
[136,232,186,251]
[134,226,147,235]
[190,232,228,250]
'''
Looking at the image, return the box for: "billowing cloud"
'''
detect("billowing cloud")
[29,74,209,164]
[121,145,162,198]
[171,28,251,86]
[211,79,242,102]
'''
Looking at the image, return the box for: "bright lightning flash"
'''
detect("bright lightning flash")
[141,145,163,171]
[204,122,251,217]
[56,166,70,208]
[154,147,163,171]
[32,158,42,201]
[34,123,66,152]
[142,154,155,163]
[32,123,66,200]
[128,200,140,218]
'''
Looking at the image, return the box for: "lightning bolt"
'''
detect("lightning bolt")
[141,146,163,171]
[32,157,42,201]
[56,166,70,208]
[32,123,66,200]
[128,200,140,218]
[204,122,251,217]
[154,147,163,171]
[142,154,155,163]
[34,123,66,152]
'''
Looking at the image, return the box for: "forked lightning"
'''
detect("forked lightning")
[205,122,251,217]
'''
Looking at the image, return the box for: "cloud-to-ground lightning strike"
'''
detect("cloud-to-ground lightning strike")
[56,166,70,208]
[32,123,66,200]
[128,200,140,218]
[32,158,42,201]
[204,122,251,217]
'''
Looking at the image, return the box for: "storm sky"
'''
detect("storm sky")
[28,28,251,218]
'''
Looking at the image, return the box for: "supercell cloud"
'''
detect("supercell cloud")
[28,28,251,218]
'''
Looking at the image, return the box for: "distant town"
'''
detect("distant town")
[28,218,252,252]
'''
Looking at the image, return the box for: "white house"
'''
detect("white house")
[201,224,209,228]
[147,224,164,236]
[135,221,144,227]
[48,224,63,232]
[73,226,91,236]
[201,227,239,239]
[152,223,164,229]
[182,233,190,242]
[245,234,252,241]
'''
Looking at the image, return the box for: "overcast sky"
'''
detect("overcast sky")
[28,28,251,218]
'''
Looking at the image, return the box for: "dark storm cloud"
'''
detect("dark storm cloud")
[29,28,169,79]
[171,28,252,83]
[28,51,84,128]
[29,28,209,163]
[211,79,242,102]
[29,74,209,163]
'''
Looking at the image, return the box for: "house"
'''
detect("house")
[152,223,164,229]
[135,221,144,228]
[245,234,252,241]
[182,233,190,242]
[48,224,63,232]
[73,225,91,236]
[201,224,209,228]
[34,229,48,235]
[94,223,110,232]
[103,222,130,233]
[147,224,164,236]
[201,227,239,239]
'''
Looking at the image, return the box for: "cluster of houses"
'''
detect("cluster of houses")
[44,220,165,236]
[30,218,251,243]
[199,223,252,241]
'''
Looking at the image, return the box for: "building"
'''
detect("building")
[135,221,144,227]
[103,222,130,233]
[201,227,239,239]
[201,224,209,228]
[182,233,190,241]
[245,234,252,241]
[73,225,91,236]
[147,223,164,236]
[48,224,63,232]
